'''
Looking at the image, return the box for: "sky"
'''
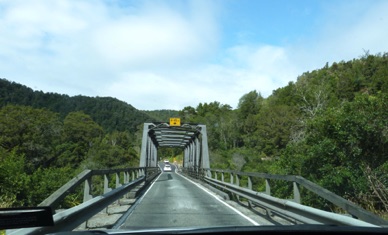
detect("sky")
[1,0,387,110]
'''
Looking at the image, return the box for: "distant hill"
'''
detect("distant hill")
[143,110,180,123]
[0,78,157,132]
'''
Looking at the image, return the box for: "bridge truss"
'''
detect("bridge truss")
[139,122,210,169]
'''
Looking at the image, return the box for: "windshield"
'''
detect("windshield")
[0,0,387,234]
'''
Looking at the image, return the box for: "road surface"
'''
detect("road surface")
[119,165,256,229]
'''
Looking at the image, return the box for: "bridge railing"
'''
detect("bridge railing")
[181,167,387,226]
[9,167,160,235]
[39,167,160,210]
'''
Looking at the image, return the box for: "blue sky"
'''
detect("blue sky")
[1,0,387,110]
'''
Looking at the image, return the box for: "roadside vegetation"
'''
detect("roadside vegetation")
[178,52,388,216]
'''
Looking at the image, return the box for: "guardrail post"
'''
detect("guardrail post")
[83,177,93,202]
[103,174,111,194]
[123,171,128,184]
[247,176,253,208]
[230,173,234,184]
[82,178,92,229]
[132,170,135,181]
[293,182,301,204]
[248,176,252,190]
[206,169,211,179]
[115,173,122,188]
[265,178,271,195]
[221,172,225,182]
[235,174,240,201]
[103,174,111,213]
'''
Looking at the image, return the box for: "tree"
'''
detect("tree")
[60,111,103,167]
[86,131,139,168]
[0,105,62,170]
[0,148,30,206]
[237,90,263,118]
[236,91,264,147]
[63,111,103,143]
[254,105,298,156]
[278,93,387,210]
[179,106,197,123]
[295,72,333,118]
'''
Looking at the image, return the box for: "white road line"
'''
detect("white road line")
[117,172,163,229]
[143,172,163,197]
[176,171,260,226]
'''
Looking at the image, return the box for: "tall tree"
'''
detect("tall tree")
[59,111,103,167]
[0,105,62,170]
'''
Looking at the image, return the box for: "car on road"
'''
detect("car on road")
[163,164,172,172]
[164,159,169,164]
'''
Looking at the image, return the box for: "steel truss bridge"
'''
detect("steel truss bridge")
[139,122,210,170]
[7,122,388,234]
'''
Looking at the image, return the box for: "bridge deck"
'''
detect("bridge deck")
[118,166,256,229]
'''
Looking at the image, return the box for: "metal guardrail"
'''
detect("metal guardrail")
[182,167,387,227]
[9,167,160,235]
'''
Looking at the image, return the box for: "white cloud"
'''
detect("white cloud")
[332,1,388,57]
[1,0,387,111]
[93,15,201,68]
[90,1,219,69]
[226,45,299,86]
[102,43,300,110]
[0,0,219,102]
[293,1,388,68]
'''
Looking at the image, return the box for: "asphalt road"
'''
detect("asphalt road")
[119,164,256,229]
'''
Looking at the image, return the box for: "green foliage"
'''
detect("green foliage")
[0,105,62,171]
[254,105,298,156]
[143,109,179,122]
[0,148,30,206]
[276,92,387,210]
[63,111,104,143]
[0,105,140,207]
[28,166,74,206]
[202,53,387,213]
[55,111,104,168]
[237,91,264,147]
[0,79,154,133]
[68,96,153,133]
[179,101,236,150]
[158,147,183,162]
[87,131,139,168]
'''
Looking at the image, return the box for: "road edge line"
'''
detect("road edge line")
[176,171,260,226]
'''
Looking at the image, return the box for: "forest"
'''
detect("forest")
[0,52,387,217]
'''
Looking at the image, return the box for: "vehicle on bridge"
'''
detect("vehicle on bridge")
[163,164,172,172]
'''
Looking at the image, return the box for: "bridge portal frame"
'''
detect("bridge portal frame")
[139,122,209,170]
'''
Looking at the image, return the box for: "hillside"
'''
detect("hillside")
[178,52,388,215]
[0,79,155,132]
[143,109,180,122]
